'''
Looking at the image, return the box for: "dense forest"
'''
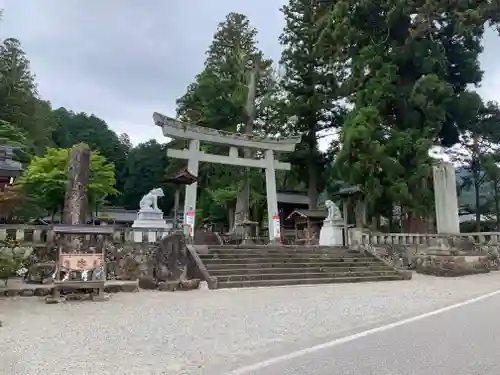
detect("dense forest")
[0,33,174,221]
[2,1,500,232]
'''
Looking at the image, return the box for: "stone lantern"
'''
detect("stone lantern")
[164,168,198,230]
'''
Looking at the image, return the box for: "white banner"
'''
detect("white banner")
[185,211,195,237]
[272,215,281,240]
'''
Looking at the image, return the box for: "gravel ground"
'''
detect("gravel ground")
[2,273,500,375]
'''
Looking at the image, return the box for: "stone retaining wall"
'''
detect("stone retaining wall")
[7,231,206,292]
[414,252,498,276]
[350,228,500,277]
[359,244,500,276]
[349,227,500,250]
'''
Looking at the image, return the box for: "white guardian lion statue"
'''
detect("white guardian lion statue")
[325,200,342,222]
[139,187,165,211]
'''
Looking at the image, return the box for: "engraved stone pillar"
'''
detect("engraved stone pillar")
[432,161,459,233]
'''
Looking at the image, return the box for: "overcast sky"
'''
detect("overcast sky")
[0,0,499,149]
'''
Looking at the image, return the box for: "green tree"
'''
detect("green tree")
[118,133,133,154]
[0,38,54,154]
[452,96,500,230]
[0,119,29,156]
[51,108,130,204]
[18,145,118,218]
[279,0,343,208]
[177,13,273,131]
[484,156,500,231]
[120,140,173,213]
[317,0,500,229]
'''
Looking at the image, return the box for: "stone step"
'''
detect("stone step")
[201,252,361,259]
[199,253,368,260]
[217,275,404,289]
[213,271,399,282]
[201,257,376,265]
[206,244,348,248]
[205,246,354,253]
[205,260,385,269]
[208,265,393,276]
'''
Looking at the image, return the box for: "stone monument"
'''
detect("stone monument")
[319,200,344,246]
[132,188,169,242]
[429,147,460,233]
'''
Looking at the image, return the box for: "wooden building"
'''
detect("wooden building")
[285,209,327,244]
[0,146,23,191]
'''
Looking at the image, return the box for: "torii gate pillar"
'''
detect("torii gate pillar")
[183,139,200,236]
[264,149,280,241]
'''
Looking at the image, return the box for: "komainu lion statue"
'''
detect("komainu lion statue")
[139,188,165,211]
[325,200,342,221]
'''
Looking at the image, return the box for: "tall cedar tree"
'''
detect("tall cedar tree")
[280,0,342,208]
[176,13,272,132]
[0,38,53,154]
[175,13,275,227]
[319,0,500,227]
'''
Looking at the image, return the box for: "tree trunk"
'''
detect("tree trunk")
[63,144,91,225]
[233,65,258,238]
[306,122,319,209]
[307,157,319,209]
[62,145,91,253]
[402,212,426,233]
[228,207,235,230]
[387,202,395,232]
[354,200,366,228]
[495,178,500,231]
[473,165,481,232]
[471,138,481,232]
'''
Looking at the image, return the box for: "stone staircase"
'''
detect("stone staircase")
[198,245,409,289]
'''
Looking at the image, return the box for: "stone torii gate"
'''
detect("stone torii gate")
[153,112,301,242]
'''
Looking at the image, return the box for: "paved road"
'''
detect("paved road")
[225,291,500,375]
[3,274,500,374]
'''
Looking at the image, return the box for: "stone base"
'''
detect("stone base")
[134,208,165,222]
[1,280,139,299]
[319,221,343,246]
[132,221,168,227]
[131,210,169,242]
[132,220,170,228]
[132,209,170,232]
